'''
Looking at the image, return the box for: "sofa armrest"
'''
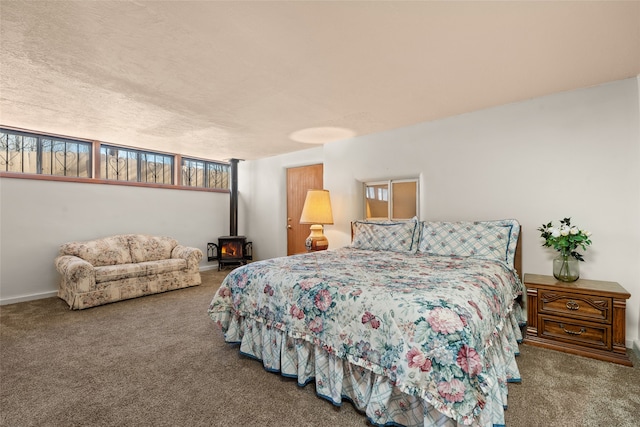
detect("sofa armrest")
[171,245,203,271]
[55,255,96,293]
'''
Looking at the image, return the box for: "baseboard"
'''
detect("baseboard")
[199,264,219,271]
[633,340,640,359]
[0,290,58,306]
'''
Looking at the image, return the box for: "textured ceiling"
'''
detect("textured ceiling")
[1,1,639,161]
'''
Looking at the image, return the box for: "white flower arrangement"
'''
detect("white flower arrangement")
[538,217,592,261]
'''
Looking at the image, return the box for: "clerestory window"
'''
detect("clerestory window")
[100,145,174,184]
[1,127,230,192]
[0,129,91,177]
[181,158,229,190]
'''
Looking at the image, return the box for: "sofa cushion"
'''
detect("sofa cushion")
[59,235,132,267]
[129,235,178,263]
[95,259,187,284]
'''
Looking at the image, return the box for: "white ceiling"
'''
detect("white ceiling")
[1,1,639,162]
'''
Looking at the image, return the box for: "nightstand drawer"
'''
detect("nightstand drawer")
[539,315,611,350]
[538,290,611,323]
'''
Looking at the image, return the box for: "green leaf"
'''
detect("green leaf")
[571,251,585,261]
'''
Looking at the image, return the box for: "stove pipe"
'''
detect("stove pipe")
[229,158,239,236]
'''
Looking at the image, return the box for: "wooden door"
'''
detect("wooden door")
[287,164,323,255]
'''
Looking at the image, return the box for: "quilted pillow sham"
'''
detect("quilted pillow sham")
[418,219,520,267]
[352,217,419,253]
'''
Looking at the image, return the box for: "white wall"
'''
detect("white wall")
[0,178,229,303]
[244,77,640,348]
[237,147,324,261]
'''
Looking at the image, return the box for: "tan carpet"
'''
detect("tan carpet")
[1,269,638,427]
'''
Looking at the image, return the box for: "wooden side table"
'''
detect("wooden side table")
[524,273,632,366]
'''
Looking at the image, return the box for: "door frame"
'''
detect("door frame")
[286,163,323,255]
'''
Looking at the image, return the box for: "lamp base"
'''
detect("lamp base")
[305,224,329,252]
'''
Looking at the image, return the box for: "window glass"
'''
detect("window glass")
[1,128,227,191]
[392,180,417,219]
[101,145,139,182]
[140,152,173,184]
[365,182,389,219]
[101,145,173,184]
[182,158,229,189]
[1,129,91,177]
[364,178,418,220]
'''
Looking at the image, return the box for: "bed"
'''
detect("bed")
[208,218,525,426]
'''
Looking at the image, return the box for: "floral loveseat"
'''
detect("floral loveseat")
[55,234,203,309]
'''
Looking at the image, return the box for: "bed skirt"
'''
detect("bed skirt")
[214,303,524,427]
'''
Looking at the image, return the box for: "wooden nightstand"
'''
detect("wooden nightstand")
[524,273,632,366]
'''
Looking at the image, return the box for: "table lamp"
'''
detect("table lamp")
[299,189,334,251]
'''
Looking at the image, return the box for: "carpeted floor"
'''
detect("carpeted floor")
[1,269,638,427]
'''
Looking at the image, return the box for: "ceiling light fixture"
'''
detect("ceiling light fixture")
[289,127,356,144]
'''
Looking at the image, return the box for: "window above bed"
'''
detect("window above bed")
[364,178,418,220]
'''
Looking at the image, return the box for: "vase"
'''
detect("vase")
[553,254,580,282]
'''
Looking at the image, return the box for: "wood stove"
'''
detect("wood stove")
[207,158,253,270]
[207,236,252,270]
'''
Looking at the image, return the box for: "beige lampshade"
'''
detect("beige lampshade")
[300,189,334,225]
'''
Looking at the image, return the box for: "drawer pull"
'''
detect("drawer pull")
[560,324,586,336]
[565,300,580,310]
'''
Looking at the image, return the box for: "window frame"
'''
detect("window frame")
[363,178,419,220]
[0,126,229,193]
[181,157,229,190]
[1,128,92,177]
[100,144,175,185]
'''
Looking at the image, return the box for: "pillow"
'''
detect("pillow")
[352,217,419,253]
[418,219,520,267]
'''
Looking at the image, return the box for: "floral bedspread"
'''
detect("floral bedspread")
[208,248,523,425]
